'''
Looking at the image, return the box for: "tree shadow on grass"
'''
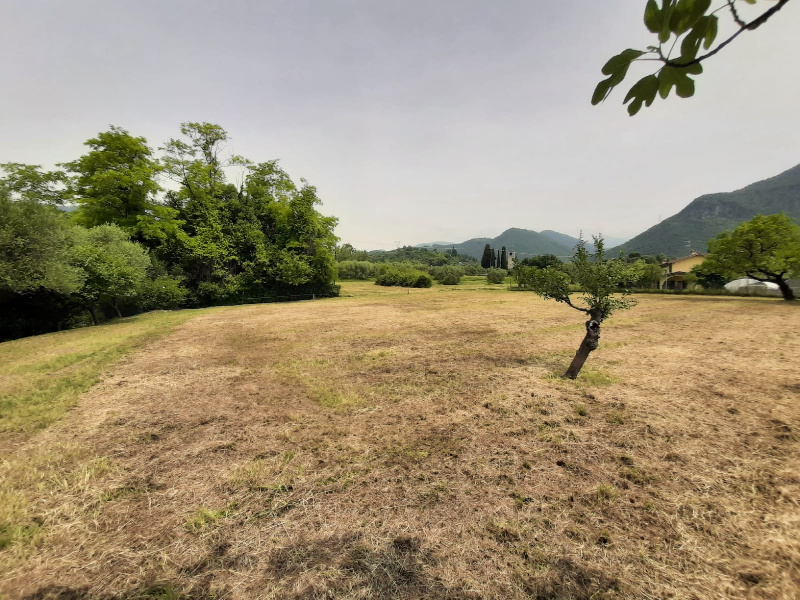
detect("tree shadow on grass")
[21,535,620,600]
[264,532,480,599]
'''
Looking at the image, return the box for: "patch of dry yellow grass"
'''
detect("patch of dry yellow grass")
[1,285,798,599]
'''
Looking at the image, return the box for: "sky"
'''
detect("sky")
[1,0,799,249]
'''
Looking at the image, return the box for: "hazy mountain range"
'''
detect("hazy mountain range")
[417,162,800,260]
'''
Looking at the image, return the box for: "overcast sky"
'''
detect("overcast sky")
[2,0,798,248]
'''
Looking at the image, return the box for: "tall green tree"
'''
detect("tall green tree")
[520,237,641,379]
[500,246,508,270]
[63,126,162,228]
[595,0,790,115]
[336,243,370,262]
[0,163,69,205]
[160,122,242,300]
[699,213,800,300]
[481,243,492,269]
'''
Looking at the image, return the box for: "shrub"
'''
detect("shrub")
[463,263,485,276]
[486,268,507,284]
[337,260,377,280]
[429,265,464,285]
[136,275,187,310]
[375,265,433,288]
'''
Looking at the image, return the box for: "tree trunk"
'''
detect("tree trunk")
[88,305,99,325]
[112,300,123,318]
[775,277,796,301]
[564,316,601,379]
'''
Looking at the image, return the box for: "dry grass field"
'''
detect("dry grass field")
[1,282,799,599]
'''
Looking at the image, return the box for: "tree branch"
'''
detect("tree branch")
[663,0,791,69]
[563,296,590,314]
[727,0,746,28]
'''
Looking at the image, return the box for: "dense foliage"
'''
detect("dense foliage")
[429,265,464,285]
[0,123,339,340]
[517,254,563,270]
[374,265,433,288]
[364,245,476,266]
[698,213,800,300]
[336,260,378,280]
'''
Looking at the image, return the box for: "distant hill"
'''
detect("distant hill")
[612,163,800,258]
[421,228,576,260]
[538,230,581,249]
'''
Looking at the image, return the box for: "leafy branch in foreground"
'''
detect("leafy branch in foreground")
[594,0,791,115]
[516,237,641,379]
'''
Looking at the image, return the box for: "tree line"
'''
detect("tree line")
[0,123,338,341]
[480,244,508,270]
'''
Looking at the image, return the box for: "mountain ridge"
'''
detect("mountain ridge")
[611,162,800,257]
[420,227,576,260]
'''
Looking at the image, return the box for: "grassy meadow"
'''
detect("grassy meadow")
[1,280,799,599]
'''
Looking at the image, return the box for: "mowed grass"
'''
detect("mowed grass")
[1,285,799,599]
[0,309,208,436]
[0,309,210,559]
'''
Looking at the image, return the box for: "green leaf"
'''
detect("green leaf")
[703,15,718,49]
[592,78,614,105]
[624,74,660,115]
[659,0,677,43]
[680,27,703,61]
[658,66,700,99]
[601,49,645,76]
[592,70,626,105]
[593,49,645,105]
[669,0,712,35]
[675,73,695,97]
[644,0,661,32]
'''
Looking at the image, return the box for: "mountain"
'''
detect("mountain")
[612,163,800,258]
[422,228,576,260]
[538,230,581,249]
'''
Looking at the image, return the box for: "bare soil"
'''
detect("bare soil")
[2,286,799,599]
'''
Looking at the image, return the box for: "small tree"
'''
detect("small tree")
[699,213,799,301]
[70,224,151,323]
[634,261,663,288]
[63,126,162,228]
[526,236,641,379]
[481,244,492,269]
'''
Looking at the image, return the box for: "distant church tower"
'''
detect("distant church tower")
[508,251,516,270]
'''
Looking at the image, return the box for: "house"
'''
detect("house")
[660,251,706,290]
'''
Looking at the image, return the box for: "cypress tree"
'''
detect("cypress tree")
[501,247,508,270]
[481,244,492,269]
